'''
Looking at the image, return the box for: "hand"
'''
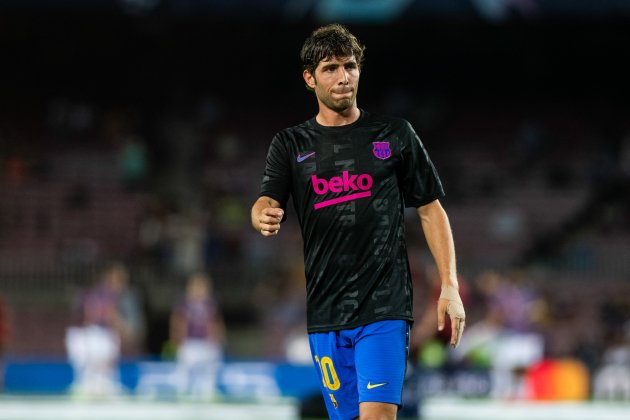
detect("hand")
[437,285,466,348]
[258,208,284,237]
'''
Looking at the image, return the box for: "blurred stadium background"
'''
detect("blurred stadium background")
[0,0,629,419]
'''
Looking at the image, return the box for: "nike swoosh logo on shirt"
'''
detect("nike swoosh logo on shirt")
[296,151,316,162]
[367,382,388,389]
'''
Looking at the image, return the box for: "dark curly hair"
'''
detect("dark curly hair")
[300,24,366,76]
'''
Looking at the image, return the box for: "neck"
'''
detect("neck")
[315,105,360,127]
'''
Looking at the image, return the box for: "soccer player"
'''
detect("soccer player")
[251,24,465,420]
[170,273,225,397]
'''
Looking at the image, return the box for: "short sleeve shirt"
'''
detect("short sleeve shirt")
[260,110,444,332]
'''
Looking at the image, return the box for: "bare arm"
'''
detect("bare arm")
[251,196,284,237]
[418,199,466,347]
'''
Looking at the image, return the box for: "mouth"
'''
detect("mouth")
[332,89,353,98]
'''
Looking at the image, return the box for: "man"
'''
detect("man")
[65,262,145,396]
[251,24,465,420]
[170,272,225,397]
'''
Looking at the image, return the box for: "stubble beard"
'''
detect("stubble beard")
[314,78,359,113]
[320,91,357,113]
[323,97,353,113]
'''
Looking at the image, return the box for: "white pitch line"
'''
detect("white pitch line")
[0,399,299,420]
[423,398,630,420]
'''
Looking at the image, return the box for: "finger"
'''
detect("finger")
[262,208,284,219]
[437,299,447,331]
[451,318,459,347]
[260,215,282,224]
[450,318,465,348]
[259,223,280,236]
[259,221,280,231]
[259,217,280,229]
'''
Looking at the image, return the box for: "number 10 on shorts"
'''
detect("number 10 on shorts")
[314,355,340,409]
[314,355,340,390]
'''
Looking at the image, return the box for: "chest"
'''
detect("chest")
[291,130,400,189]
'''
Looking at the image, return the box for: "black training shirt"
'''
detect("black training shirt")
[260,110,444,333]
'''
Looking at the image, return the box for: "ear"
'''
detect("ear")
[303,70,316,89]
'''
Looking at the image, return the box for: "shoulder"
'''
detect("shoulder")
[363,111,414,132]
[273,119,314,141]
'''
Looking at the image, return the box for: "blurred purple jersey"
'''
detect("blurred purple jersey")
[175,298,220,340]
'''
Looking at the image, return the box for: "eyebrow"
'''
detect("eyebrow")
[320,60,358,71]
[321,63,339,71]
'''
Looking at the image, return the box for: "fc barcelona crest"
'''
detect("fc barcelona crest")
[372,142,391,160]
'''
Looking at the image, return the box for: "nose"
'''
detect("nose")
[338,68,349,84]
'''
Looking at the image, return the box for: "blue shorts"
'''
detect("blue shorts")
[308,319,410,420]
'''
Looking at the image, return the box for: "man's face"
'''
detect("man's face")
[304,55,360,113]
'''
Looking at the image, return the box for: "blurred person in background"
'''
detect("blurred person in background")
[170,272,225,399]
[118,134,149,192]
[65,262,145,396]
[251,24,465,420]
[452,269,545,399]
